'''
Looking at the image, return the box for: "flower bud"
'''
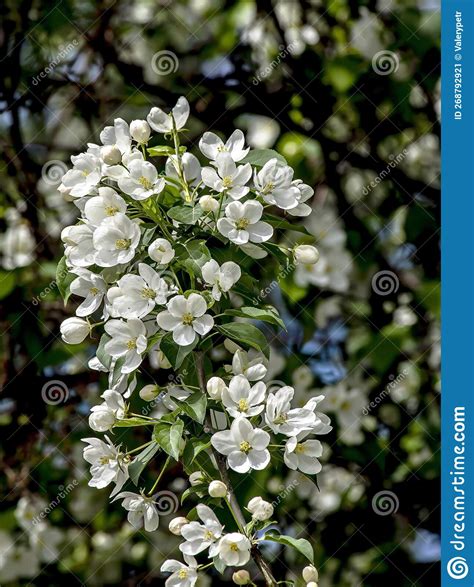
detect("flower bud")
[101,145,122,165]
[232,570,250,585]
[89,407,115,432]
[130,120,151,143]
[206,376,227,401]
[139,384,160,402]
[189,471,205,486]
[168,516,189,536]
[293,245,319,265]
[199,195,220,213]
[302,565,319,583]
[208,480,227,498]
[306,583,318,587]
[247,496,274,521]
[60,317,90,344]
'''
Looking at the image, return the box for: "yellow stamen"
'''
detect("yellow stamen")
[235,218,249,230]
[115,238,131,250]
[240,441,251,453]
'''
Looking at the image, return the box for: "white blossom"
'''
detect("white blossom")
[265,386,316,436]
[222,375,266,418]
[59,153,102,198]
[211,417,270,473]
[113,492,160,531]
[104,318,147,373]
[60,317,90,344]
[287,180,313,217]
[166,153,201,186]
[293,244,319,265]
[247,496,274,521]
[218,533,251,567]
[93,214,141,267]
[89,390,126,432]
[118,158,165,200]
[217,201,272,245]
[283,435,323,474]
[1,222,36,269]
[70,268,107,316]
[130,119,151,143]
[206,376,227,400]
[199,129,249,162]
[161,555,198,587]
[231,349,267,381]
[100,118,131,155]
[156,294,214,346]
[108,263,175,319]
[148,238,175,265]
[82,436,129,496]
[208,480,227,498]
[254,158,300,210]
[83,187,127,226]
[61,223,96,267]
[147,96,190,133]
[201,259,241,300]
[202,153,252,200]
[180,504,223,556]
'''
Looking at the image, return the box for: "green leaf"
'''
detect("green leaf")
[114,417,154,427]
[167,205,203,225]
[128,442,160,485]
[56,256,75,304]
[0,271,16,300]
[160,332,198,369]
[216,322,269,358]
[177,240,211,276]
[153,419,184,461]
[178,391,207,424]
[241,149,287,167]
[224,306,285,329]
[264,214,310,235]
[263,532,314,564]
[182,438,211,468]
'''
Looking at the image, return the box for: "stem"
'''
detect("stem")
[195,352,278,587]
[171,119,192,203]
[148,455,171,496]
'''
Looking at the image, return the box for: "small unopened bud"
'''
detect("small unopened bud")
[208,480,227,498]
[293,244,320,265]
[199,195,220,213]
[247,496,274,521]
[101,145,122,165]
[130,120,151,143]
[60,317,90,344]
[189,471,205,486]
[139,384,160,402]
[168,516,189,536]
[302,565,319,583]
[232,570,250,585]
[306,583,318,587]
[206,377,227,401]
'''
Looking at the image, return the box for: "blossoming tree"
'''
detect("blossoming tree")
[58,96,330,587]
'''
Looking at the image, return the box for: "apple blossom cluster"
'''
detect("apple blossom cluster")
[57,96,328,586]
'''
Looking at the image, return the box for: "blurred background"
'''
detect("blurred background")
[0,0,440,585]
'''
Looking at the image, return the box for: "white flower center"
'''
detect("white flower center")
[178,569,188,579]
[203,530,214,541]
[222,176,233,188]
[238,399,249,412]
[182,312,194,326]
[115,238,131,250]
[295,443,306,454]
[229,542,239,552]
[235,217,249,230]
[217,145,228,153]
[90,287,100,295]
[138,176,153,190]
[127,338,137,350]
[239,440,251,453]
[141,287,156,299]
[262,181,274,194]
[105,205,119,216]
